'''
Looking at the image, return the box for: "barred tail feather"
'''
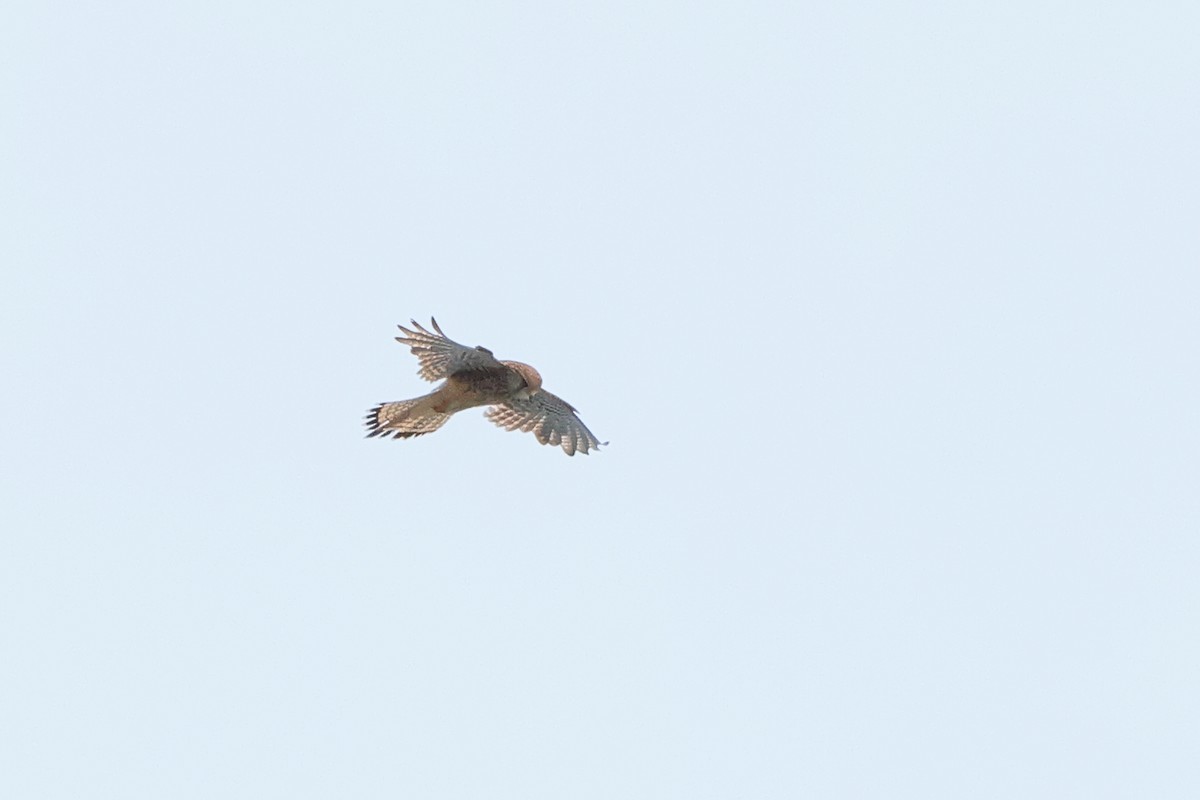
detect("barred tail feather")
[365,394,452,439]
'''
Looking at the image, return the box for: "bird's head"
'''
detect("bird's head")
[503,360,543,398]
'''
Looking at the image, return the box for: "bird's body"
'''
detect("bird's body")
[365,319,605,456]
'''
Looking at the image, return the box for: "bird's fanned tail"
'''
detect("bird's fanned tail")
[364,395,452,439]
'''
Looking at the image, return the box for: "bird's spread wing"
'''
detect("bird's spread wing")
[396,318,503,382]
[485,392,606,456]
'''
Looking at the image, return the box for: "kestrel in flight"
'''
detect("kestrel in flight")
[365,318,606,456]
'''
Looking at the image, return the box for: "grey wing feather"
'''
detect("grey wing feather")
[395,317,503,381]
[485,391,606,456]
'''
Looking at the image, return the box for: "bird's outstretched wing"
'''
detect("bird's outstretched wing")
[396,318,503,382]
[485,392,606,456]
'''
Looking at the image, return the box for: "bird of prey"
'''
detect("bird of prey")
[365,318,606,456]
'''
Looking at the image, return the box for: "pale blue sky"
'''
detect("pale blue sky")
[3,2,1198,798]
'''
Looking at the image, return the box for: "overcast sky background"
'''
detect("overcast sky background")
[3,2,1198,798]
